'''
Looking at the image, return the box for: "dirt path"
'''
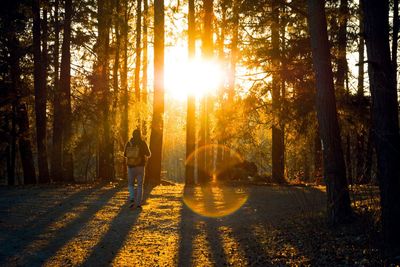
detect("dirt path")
[1,182,376,266]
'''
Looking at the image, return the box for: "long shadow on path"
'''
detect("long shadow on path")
[0,185,103,265]
[177,184,327,266]
[81,184,156,266]
[177,186,196,267]
[0,183,127,266]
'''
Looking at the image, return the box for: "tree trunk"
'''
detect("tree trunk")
[271,0,285,184]
[142,0,149,136]
[357,1,365,97]
[4,6,36,185]
[146,0,165,185]
[198,0,213,184]
[135,0,142,104]
[33,0,50,183]
[9,105,17,185]
[228,0,239,102]
[345,134,352,185]
[355,130,365,183]
[120,0,129,146]
[51,0,63,181]
[60,0,74,182]
[392,0,399,86]
[314,127,323,183]
[42,3,50,182]
[17,103,37,184]
[185,0,196,185]
[113,0,120,104]
[111,0,121,179]
[362,0,400,253]
[97,0,114,181]
[6,17,19,185]
[336,0,348,96]
[214,0,227,174]
[356,1,366,184]
[307,0,352,224]
[119,0,129,179]
[361,127,373,184]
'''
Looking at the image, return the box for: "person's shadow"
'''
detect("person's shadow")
[78,184,156,266]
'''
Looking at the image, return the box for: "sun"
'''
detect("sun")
[165,57,223,101]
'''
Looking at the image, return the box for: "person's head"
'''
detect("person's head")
[132,128,142,141]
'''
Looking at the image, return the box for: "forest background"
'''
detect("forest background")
[1,0,400,256]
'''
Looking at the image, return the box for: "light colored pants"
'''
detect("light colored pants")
[127,166,145,205]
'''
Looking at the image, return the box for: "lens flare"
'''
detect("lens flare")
[183,185,248,218]
[185,144,244,179]
[183,145,249,217]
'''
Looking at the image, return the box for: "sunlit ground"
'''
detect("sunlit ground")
[183,184,249,218]
[0,183,381,266]
[184,144,249,217]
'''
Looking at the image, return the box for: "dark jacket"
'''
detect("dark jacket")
[124,139,151,167]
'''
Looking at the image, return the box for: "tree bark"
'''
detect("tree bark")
[345,134,352,185]
[111,0,121,178]
[392,0,399,87]
[142,0,149,136]
[51,0,63,181]
[97,0,114,181]
[60,0,74,182]
[2,4,36,185]
[146,0,165,185]
[362,127,373,184]
[119,0,129,180]
[362,0,400,252]
[185,0,196,185]
[9,105,16,185]
[120,0,129,146]
[33,0,50,183]
[271,0,285,184]
[357,1,365,97]
[336,0,348,96]
[17,103,37,184]
[135,0,142,103]
[228,0,239,102]
[113,0,120,103]
[214,0,227,174]
[307,0,353,224]
[198,0,213,184]
[5,15,36,184]
[5,13,19,185]
[356,1,367,184]
[314,127,323,183]
[355,130,365,183]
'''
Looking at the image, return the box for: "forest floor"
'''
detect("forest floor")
[0,181,383,266]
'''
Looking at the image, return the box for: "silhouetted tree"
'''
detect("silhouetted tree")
[60,0,74,181]
[1,2,37,184]
[271,0,285,184]
[51,0,63,181]
[307,0,353,224]
[198,0,213,184]
[135,0,142,105]
[120,0,129,148]
[97,0,114,180]
[33,0,50,183]
[146,0,165,185]
[362,0,400,253]
[142,0,149,136]
[185,0,196,185]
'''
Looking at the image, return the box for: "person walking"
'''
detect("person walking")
[124,129,151,209]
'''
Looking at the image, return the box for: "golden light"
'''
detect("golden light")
[165,58,222,101]
[183,184,248,218]
[183,144,249,217]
